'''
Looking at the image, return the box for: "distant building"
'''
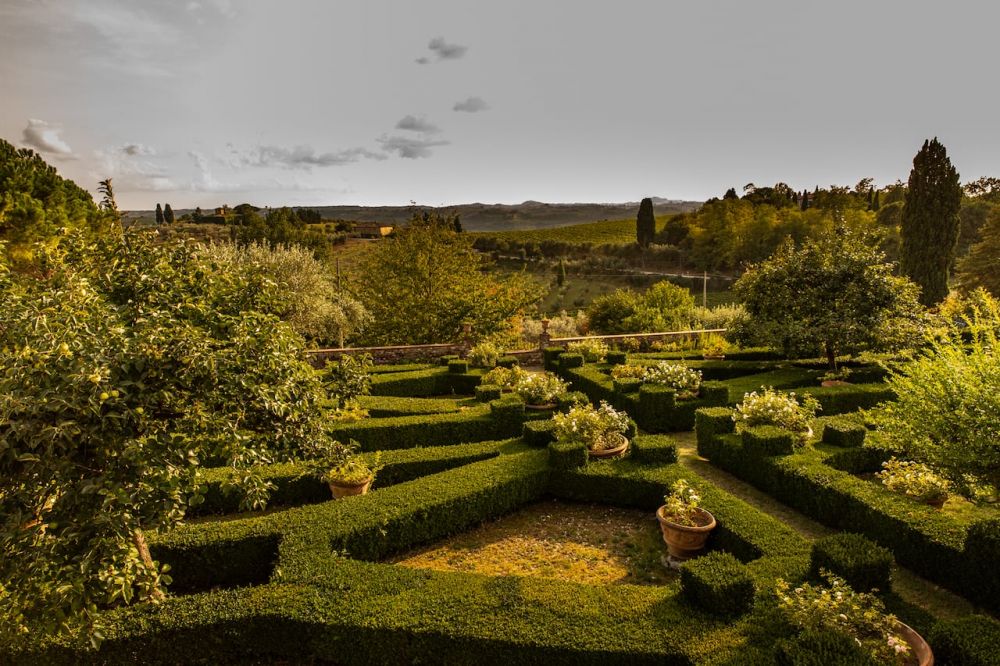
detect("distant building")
[353,222,394,238]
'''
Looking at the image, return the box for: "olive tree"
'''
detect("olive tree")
[732,229,925,369]
[0,232,341,643]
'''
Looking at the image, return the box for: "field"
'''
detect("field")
[471,215,674,245]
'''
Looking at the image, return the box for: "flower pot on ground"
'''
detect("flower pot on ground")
[322,450,380,500]
[877,458,950,509]
[643,362,703,400]
[656,479,716,565]
[733,387,819,445]
[897,621,934,666]
[514,371,569,410]
[552,401,632,460]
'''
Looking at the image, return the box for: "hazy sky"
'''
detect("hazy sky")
[2,1,998,209]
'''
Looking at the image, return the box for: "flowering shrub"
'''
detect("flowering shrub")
[520,311,588,344]
[610,363,648,380]
[514,372,568,405]
[552,401,630,451]
[567,338,609,363]
[877,458,950,506]
[643,362,702,398]
[776,571,911,665]
[467,341,503,368]
[733,387,819,437]
[481,365,529,390]
[700,333,730,357]
[660,479,704,527]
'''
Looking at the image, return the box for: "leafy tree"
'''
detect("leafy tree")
[163,203,174,224]
[958,207,1000,296]
[155,203,164,225]
[964,176,1000,202]
[586,280,695,334]
[0,231,340,642]
[865,292,1000,499]
[900,138,963,306]
[354,211,541,344]
[636,197,655,247]
[723,188,739,200]
[732,228,925,369]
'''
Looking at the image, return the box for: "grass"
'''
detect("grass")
[471,216,675,245]
[390,499,676,586]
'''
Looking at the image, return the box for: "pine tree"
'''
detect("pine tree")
[800,190,809,211]
[723,188,738,200]
[155,203,164,224]
[636,197,655,247]
[900,138,963,306]
[957,207,1000,296]
[871,190,880,212]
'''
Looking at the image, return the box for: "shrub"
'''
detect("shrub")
[481,365,529,390]
[566,338,609,363]
[631,435,678,464]
[322,452,381,487]
[522,419,556,447]
[877,458,950,506]
[613,377,642,394]
[559,352,584,369]
[474,384,502,403]
[809,533,893,592]
[467,341,503,368]
[775,630,874,666]
[547,440,588,470]
[551,401,631,452]
[733,388,819,440]
[496,355,519,368]
[513,372,568,406]
[741,425,798,457]
[695,407,736,453]
[680,552,755,618]
[606,350,628,365]
[447,359,469,374]
[541,346,564,371]
[610,363,647,381]
[323,353,374,409]
[929,615,1000,666]
[643,362,702,398]
[660,479,705,527]
[775,572,911,665]
[555,390,590,413]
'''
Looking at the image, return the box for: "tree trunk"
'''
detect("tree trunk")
[825,342,837,371]
[133,529,166,601]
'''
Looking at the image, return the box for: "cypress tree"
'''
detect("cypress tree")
[800,190,809,211]
[636,197,655,247]
[900,138,963,306]
[557,258,566,287]
[164,204,175,224]
[155,203,164,224]
[871,190,880,212]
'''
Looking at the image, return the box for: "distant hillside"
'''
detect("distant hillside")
[124,199,701,233]
[471,216,674,245]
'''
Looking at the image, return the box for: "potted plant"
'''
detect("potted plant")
[467,340,503,368]
[324,455,380,499]
[700,334,729,360]
[642,362,703,399]
[514,371,568,410]
[733,387,820,443]
[820,366,853,387]
[552,401,631,458]
[656,479,716,565]
[481,365,529,392]
[877,458,950,508]
[776,571,933,665]
[566,338,610,363]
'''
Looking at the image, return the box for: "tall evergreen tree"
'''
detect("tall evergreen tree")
[900,138,963,306]
[155,203,164,224]
[557,258,567,287]
[800,190,809,211]
[871,190,880,212]
[723,187,739,200]
[636,197,655,247]
[163,203,175,224]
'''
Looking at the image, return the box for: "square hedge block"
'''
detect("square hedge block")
[613,378,642,395]
[631,435,678,464]
[439,354,459,366]
[559,353,584,370]
[699,381,729,404]
[680,551,755,618]
[497,356,519,369]
[695,407,736,450]
[606,350,628,365]
[447,359,469,374]
[548,440,587,470]
[741,425,796,457]
[474,384,502,403]
[809,532,893,592]
[821,418,867,448]
[542,347,564,371]
[556,391,590,413]
[489,396,525,431]
[522,419,556,447]
[929,615,1000,666]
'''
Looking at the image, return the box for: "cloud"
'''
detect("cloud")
[21,119,75,157]
[453,96,490,113]
[395,115,441,133]
[237,144,387,170]
[416,36,467,64]
[121,143,157,156]
[186,150,340,194]
[377,135,450,159]
[93,143,175,191]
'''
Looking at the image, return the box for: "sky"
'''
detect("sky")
[2,1,999,210]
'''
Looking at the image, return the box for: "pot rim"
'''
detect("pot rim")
[656,506,717,532]
[328,476,373,489]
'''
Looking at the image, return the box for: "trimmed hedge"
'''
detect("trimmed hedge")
[369,366,484,397]
[522,419,556,447]
[929,615,1000,666]
[809,533,893,592]
[798,383,895,415]
[448,359,470,374]
[775,630,872,666]
[358,395,464,417]
[631,435,679,465]
[613,377,642,394]
[548,440,587,470]
[329,404,521,451]
[695,407,735,454]
[741,426,797,457]
[497,355,519,369]
[680,552,755,618]
[821,417,867,448]
[559,352,584,369]
[606,350,628,365]
[475,384,503,402]
[542,346,564,371]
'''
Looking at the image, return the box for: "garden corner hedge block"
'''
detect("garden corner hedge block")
[809,532,893,592]
[821,418,867,448]
[740,425,796,457]
[680,551,755,618]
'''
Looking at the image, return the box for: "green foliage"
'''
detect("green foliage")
[958,206,1000,296]
[821,418,867,448]
[809,533,893,592]
[741,426,799,457]
[733,228,925,368]
[355,211,542,344]
[199,242,369,345]
[680,552,755,618]
[929,615,1000,666]
[864,294,1000,498]
[900,138,963,306]
[0,231,335,641]
[636,197,656,247]
[475,384,503,403]
[586,280,696,334]
[229,206,347,261]
[323,354,373,409]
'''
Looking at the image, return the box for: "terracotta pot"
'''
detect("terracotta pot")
[328,477,372,499]
[587,433,629,459]
[656,506,716,561]
[897,621,934,666]
[525,402,557,411]
[702,354,726,361]
[925,496,948,509]
[821,380,851,387]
